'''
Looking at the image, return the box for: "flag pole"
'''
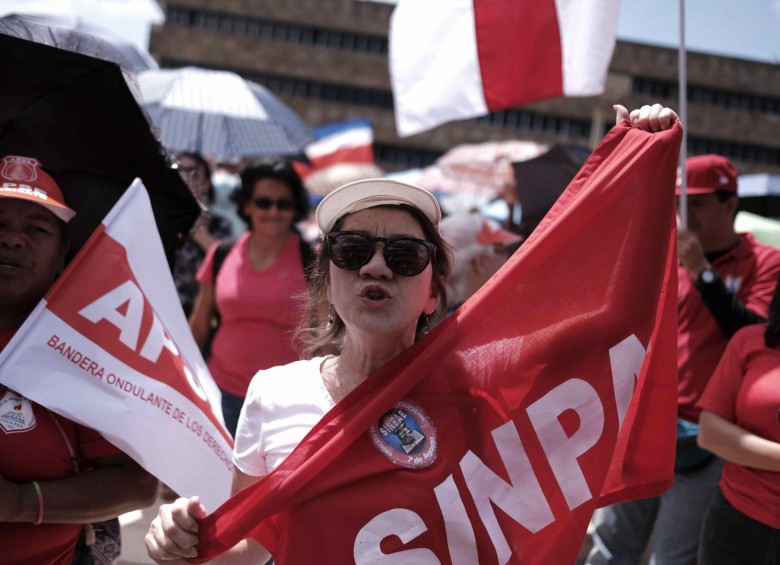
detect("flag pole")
[678,0,688,229]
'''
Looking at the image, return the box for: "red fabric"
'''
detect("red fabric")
[197,232,307,397]
[475,0,562,111]
[697,324,780,528]
[0,330,120,565]
[195,122,682,564]
[676,234,780,422]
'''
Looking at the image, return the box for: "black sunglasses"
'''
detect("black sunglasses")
[253,196,295,211]
[326,231,435,276]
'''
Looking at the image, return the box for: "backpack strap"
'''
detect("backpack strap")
[211,238,237,320]
[47,410,81,475]
[212,237,238,284]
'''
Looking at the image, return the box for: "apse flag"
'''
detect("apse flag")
[390,0,620,136]
[0,180,233,510]
[195,121,682,564]
[295,118,374,179]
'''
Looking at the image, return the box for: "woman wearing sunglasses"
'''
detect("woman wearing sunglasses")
[189,159,313,437]
[146,103,679,563]
[149,177,450,563]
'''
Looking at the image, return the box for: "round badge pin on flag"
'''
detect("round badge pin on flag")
[369,399,437,469]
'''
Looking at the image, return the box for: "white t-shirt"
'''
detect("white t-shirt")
[233,356,334,477]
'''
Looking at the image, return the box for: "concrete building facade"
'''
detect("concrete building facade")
[150,0,780,174]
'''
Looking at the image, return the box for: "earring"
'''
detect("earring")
[326,304,335,331]
[421,314,430,336]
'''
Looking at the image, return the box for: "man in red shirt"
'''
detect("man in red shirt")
[587,155,780,565]
[0,155,159,564]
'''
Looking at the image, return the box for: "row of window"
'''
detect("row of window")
[166,4,388,55]
[160,58,593,140]
[688,137,780,167]
[474,110,592,140]
[633,77,780,115]
[159,57,779,168]
[165,4,780,120]
[375,143,441,169]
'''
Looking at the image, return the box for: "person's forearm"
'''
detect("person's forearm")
[10,463,158,524]
[208,540,271,565]
[696,276,764,337]
[191,228,216,253]
[698,410,780,472]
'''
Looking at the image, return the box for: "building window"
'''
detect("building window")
[165,4,389,56]
[375,144,441,169]
[688,136,780,167]
[635,77,780,116]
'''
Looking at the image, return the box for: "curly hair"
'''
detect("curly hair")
[296,204,452,358]
[230,159,309,226]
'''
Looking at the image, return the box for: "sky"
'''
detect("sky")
[0,0,779,65]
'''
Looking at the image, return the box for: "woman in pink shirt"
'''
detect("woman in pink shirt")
[190,160,313,436]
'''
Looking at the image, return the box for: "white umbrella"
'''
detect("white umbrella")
[416,140,548,199]
[738,173,780,197]
[138,66,314,161]
[735,211,780,248]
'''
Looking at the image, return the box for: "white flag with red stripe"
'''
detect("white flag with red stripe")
[0,180,233,509]
[390,0,620,137]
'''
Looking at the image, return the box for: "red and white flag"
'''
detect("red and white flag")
[195,122,683,564]
[0,181,233,509]
[390,0,620,136]
[295,118,374,180]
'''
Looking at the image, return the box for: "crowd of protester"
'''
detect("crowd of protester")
[2,89,778,564]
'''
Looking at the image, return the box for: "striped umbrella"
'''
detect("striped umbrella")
[138,66,314,160]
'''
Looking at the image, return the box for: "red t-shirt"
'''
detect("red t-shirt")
[677,233,780,422]
[697,324,780,528]
[0,328,120,564]
[196,232,307,396]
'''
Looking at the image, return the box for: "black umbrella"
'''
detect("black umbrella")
[0,13,158,74]
[0,34,199,267]
[512,144,591,238]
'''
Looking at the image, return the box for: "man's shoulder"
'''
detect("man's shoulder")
[740,233,780,258]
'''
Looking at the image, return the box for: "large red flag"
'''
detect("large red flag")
[196,121,682,564]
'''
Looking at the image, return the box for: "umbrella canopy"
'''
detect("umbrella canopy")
[511,144,591,237]
[735,211,780,248]
[138,67,315,161]
[737,173,780,218]
[0,34,199,267]
[0,12,158,74]
[417,140,548,198]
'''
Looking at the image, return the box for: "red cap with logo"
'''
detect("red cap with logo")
[0,155,76,222]
[676,154,738,195]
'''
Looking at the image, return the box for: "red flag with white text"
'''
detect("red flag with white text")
[0,181,233,509]
[196,122,682,564]
[390,0,620,136]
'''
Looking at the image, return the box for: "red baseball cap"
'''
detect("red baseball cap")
[0,155,76,222]
[676,154,737,195]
